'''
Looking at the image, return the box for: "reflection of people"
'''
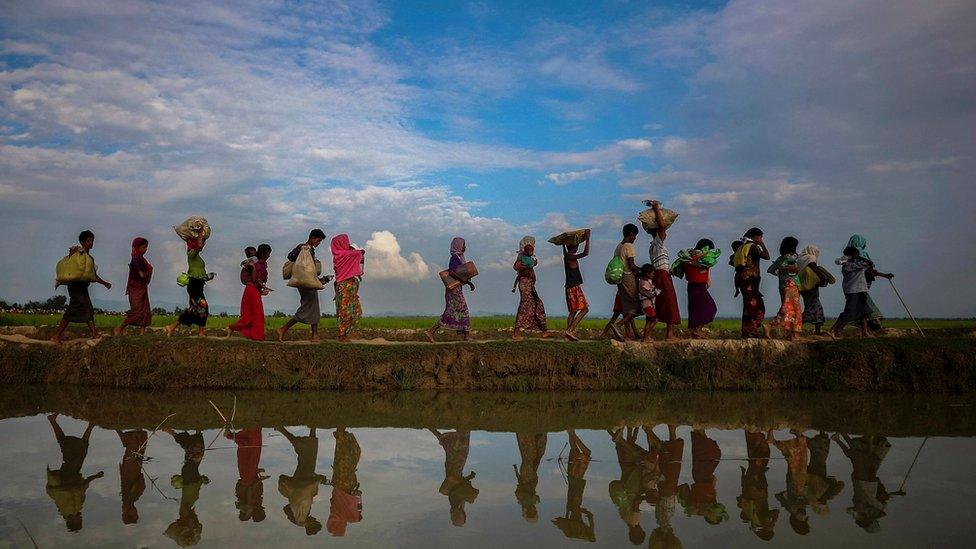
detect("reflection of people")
[276,427,326,535]
[225,428,266,523]
[678,429,728,525]
[608,427,658,545]
[117,429,148,525]
[164,429,209,547]
[430,429,479,526]
[327,428,362,537]
[806,432,844,516]
[45,414,103,531]
[833,433,896,533]
[772,430,810,535]
[651,424,684,549]
[552,430,595,542]
[514,432,548,522]
[737,430,779,540]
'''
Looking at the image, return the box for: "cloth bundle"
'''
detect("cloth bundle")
[670,246,722,278]
[55,249,97,284]
[286,245,325,290]
[637,207,679,233]
[173,216,211,242]
[547,229,589,246]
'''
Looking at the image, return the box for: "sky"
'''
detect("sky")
[1,0,974,318]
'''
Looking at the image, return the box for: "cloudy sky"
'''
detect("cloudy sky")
[1,0,974,318]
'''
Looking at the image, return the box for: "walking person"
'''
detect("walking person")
[646,201,681,340]
[51,230,113,344]
[114,237,153,336]
[227,243,272,341]
[830,236,893,338]
[798,246,827,335]
[732,228,771,338]
[672,239,721,338]
[331,234,365,342]
[607,224,641,341]
[426,237,475,342]
[562,229,591,341]
[768,237,803,340]
[512,236,550,340]
[277,229,331,342]
[165,233,214,338]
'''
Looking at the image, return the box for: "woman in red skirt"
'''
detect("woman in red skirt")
[227,244,271,341]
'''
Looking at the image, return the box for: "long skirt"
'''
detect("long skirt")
[515,277,547,331]
[293,288,321,325]
[653,269,681,325]
[833,292,870,331]
[770,279,802,334]
[177,277,208,327]
[123,283,152,327]
[63,281,94,324]
[438,285,470,332]
[616,273,642,316]
[801,287,825,326]
[335,278,362,337]
[687,282,717,330]
[738,275,765,338]
[229,284,265,341]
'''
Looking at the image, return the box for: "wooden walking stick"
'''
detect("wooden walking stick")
[888,278,924,336]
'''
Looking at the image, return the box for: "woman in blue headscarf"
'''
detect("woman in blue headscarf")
[846,234,886,330]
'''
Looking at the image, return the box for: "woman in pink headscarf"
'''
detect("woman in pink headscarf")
[426,237,475,342]
[331,234,365,342]
[115,237,153,335]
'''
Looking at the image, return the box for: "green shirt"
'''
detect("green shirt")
[187,250,207,280]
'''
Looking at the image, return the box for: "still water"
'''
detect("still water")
[0,388,974,548]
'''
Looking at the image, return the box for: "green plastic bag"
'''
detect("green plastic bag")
[55,250,96,284]
[605,256,624,285]
[177,272,190,287]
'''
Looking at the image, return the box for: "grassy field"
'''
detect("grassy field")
[0,312,972,332]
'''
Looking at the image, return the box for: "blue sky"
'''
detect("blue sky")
[1,0,974,317]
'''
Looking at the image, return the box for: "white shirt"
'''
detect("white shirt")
[649,235,670,271]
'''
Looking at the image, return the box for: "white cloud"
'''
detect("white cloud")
[364,230,429,282]
[545,165,618,185]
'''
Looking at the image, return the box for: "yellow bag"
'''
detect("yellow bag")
[55,250,97,284]
[286,246,325,290]
[799,266,820,292]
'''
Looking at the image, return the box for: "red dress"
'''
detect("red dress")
[229,261,267,340]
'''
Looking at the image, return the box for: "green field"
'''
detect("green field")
[0,312,971,332]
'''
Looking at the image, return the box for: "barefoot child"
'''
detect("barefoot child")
[563,229,591,341]
[638,264,660,342]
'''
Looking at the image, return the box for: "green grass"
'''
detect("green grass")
[0,312,972,332]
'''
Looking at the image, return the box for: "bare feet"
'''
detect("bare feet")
[113,326,124,336]
[338,335,349,343]
[827,330,838,340]
[424,330,435,343]
[540,331,552,338]
[512,333,524,341]
[565,330,579,341]
[225,327,233,338]
[91,331,102,340]
[50,334,62,345]
[276,327,286,342]
[608,324,624,342]
[164,324,176,337]
[761,324,771,339]
[196,330,206,339]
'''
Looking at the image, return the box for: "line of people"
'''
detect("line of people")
[44,415,902,543]
[50,206,894,343]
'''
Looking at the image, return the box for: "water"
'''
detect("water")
[0,387,974,548]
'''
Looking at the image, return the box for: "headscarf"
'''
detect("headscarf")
[331,234,364,283]
[130,237,153,277]
[450,237,466,263]
[518,236,536,255]
[846,234,871,261]
[798,245,820,271]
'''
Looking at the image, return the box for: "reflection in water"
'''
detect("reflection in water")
[6,389,975,547]
[226,428,266,523]
[45,414,102,532]
[514,432,547,522]
[553,429,595,542]
[737,430,778,541]
[164,430,209,546]
[276,427,325,535]
[118,428,148,525]
[327,428,362,537]
[430,429,479,526]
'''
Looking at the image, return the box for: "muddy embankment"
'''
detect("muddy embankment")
[2,385,974,436]
[0,328,974,392]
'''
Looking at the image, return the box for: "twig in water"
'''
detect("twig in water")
[13,516,38,549]
[208,400,228,424]
[138,412,177,454]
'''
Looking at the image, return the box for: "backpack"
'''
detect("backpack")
[605,256,624,285]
